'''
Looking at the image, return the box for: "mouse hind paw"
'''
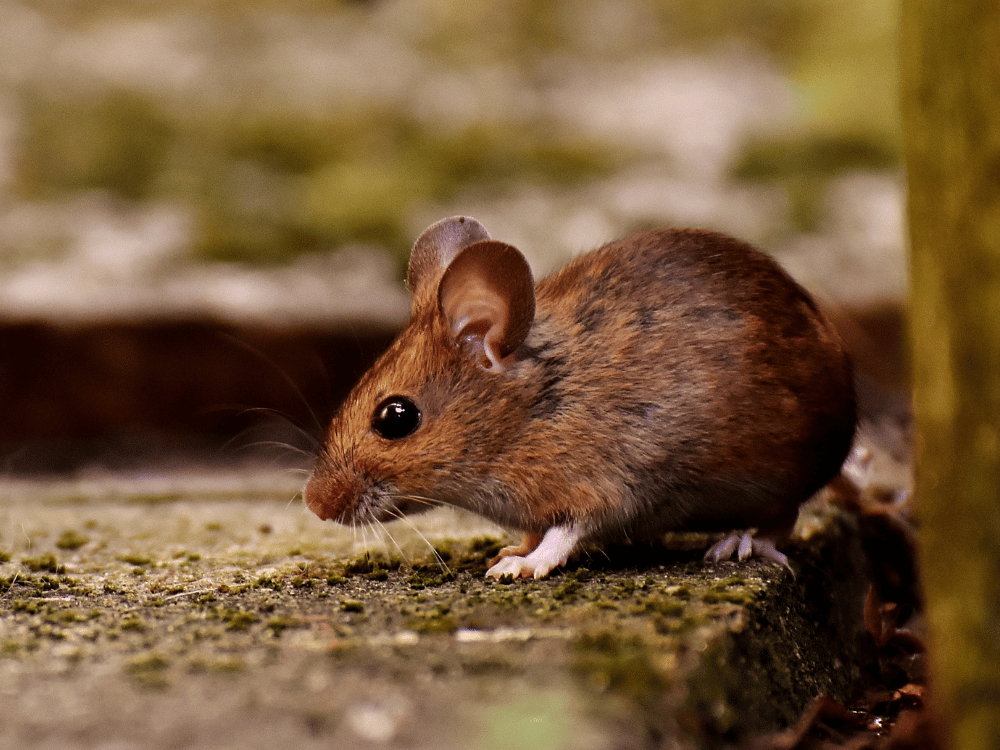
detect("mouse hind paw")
[704,531,791,572]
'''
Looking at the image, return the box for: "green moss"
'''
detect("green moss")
[732,135,899,231]
[734,135,897,182]
[127,653,170,672]
[294,154,434,251]
[327,640,359,659]
[53,609,87,624]
[17,89,174,201]
[1,0,903,283]
[117,553,153,567]
[55,530,89,551]
[120,616,148,631]
[0,550,11,563]
[254,575,282,591]
[223,111,345,175]
[551,579,582,601]
[408,612,458,634]
[12,600,42,614]
[407,568,457,590]
[188,100,624,266]
[122,494,185,506]
[572,631,667,700]
[468,536,504,556]
[126,652,171,689]
[669,585,693,600]
[611,580,638,599]
[266,616,302,637]
[703,575,757,605]
[37,624,67,641]
[221,609,258,631]
[633,597,685,618]
[340,599,365,614]
[192,657,245,673]
[702,590,753,605]
[22,554,64,574]
[343,553,401,582]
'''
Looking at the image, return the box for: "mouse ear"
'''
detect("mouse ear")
[437,240,535,372]
[407,216,491,294]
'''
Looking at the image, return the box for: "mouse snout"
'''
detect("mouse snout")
[303,468,363,524]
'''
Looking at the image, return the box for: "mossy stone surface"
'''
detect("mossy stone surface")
[0,479,868,749]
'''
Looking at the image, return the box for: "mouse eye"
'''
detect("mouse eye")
[371,396,422,440]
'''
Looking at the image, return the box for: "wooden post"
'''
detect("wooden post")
[901,1,1000,747]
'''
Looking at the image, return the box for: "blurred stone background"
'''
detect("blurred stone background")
[0,0,906,475]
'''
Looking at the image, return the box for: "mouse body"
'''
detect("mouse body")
[305,217,856,578]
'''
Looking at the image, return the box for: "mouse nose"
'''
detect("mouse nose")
[303,469,362,524]
[303,478,332,520]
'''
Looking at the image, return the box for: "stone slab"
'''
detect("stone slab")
[0,474,869,749]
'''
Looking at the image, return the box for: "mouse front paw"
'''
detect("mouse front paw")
[487,532,544,569]
[484,524,582,580]
[485,555,537,580]
[704,531,791,572]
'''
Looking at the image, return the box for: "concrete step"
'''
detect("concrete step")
[0,477,869,749]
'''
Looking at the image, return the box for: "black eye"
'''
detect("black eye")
[371,396,422,440]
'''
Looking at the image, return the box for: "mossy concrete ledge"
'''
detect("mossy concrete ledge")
[0,479,869,749]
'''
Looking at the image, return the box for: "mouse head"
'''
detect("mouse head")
[304,217,536,524]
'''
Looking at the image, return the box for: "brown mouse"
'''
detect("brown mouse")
[304,216,856,578]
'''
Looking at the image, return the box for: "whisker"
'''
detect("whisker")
[217,332,327,435]
[374,518,410,568]
[386,508,452,577]
[394,493,440,509]
[360,523,372,559]
[241,439,314,457]
[235,406,321,447]
[1,571,19,598]
[286,489,304,511]
[368,520,388,560]
[216,410,318,464]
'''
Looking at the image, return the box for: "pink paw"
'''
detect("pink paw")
[704,531,791,572]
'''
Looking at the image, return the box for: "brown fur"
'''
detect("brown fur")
[305,220,856,550]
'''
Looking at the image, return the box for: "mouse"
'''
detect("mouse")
[304,216,856,579]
